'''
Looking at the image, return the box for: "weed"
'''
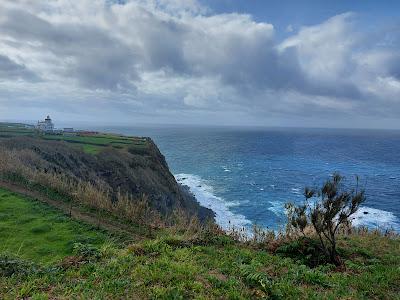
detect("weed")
[0,255,38,277]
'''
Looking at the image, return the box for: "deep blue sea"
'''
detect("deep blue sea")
[98,126,400,231]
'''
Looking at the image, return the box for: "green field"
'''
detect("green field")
[0,188,109,265]
[0,123,149,154]
[0,188,399,299]
[0,123,36,138]
[44,134,149,154]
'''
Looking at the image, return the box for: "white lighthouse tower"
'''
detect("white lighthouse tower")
[37,115,54,133]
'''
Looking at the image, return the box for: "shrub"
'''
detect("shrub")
[276,237,330,267]
[72,243,101,260]
[30,224,52,234]
[0,255,38,277]
[286,173,366,266]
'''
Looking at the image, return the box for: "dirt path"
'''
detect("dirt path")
[0,181,147,242]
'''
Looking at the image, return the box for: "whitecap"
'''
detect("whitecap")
[351,206,400,231]
[268,202,400,232]
[291,187,301,195]
[175,173,251,229]
[221,166,231,172]
[267,201,286,216]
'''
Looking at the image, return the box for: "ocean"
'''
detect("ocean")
[98,126,400,232]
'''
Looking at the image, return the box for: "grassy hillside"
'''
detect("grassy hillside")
[0,188,110,265]
[42,134,148,154]
[0,188,399,299]
[0,123,36,138]
[0,122,148,154]
[0,124,214,221]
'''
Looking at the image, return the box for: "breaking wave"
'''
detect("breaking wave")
[175,173,251,230]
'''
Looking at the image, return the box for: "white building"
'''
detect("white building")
[37,115,54,132]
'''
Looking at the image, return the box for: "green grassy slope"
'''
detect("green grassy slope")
[0,123,149,154]
[0,123,36,138]
[0,189,399,299]
[0,188,110,265]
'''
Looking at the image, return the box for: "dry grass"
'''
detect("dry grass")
[0,147,164,228]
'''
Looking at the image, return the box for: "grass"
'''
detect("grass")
[0,123,35,138]
[0,188,110,265]
[79,143,104,154]
[1,232,399,299]
[0,188,399,299]
[43,134,149,154]
[0,122,149,154]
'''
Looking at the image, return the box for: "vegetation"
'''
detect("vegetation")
[0,187,399,299]
[286,173,366,266]
[0,122,149,154]
[0,123,36,138]
[0,188,110,265]
[42,134,148,154]
[0,133,213,222]
[0,123,399,299]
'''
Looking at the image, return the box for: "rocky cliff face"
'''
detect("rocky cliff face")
[1,137,214,221]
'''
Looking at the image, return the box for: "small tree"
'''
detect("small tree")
[287,173,365,266]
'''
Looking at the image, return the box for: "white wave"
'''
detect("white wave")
[268,199,400,232]
[221,166,231,172]
[268,201,286,216]
[175,173,251,230]
[351,206,400,231]
[291,187,301,195]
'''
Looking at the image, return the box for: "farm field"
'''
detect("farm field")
[0,123,149,154]
[0,123,35,138]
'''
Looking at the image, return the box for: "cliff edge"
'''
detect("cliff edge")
[0,133,214,222]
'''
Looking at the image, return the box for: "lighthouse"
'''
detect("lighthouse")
[37,115,54,132]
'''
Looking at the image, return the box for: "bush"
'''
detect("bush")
[72,243,101,260]
[0,255,38,277]
[286,173,365,266]
[276,237,330,267]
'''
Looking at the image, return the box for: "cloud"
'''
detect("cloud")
[0,54,39,81]
[0,0,399,127]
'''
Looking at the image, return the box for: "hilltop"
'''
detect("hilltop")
[0,122,213,221]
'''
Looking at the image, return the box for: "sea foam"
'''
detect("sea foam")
[175,173,251,230]
[351,206,400,231]
[268,200,400,231]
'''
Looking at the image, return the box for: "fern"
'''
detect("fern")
[237,262,271,293]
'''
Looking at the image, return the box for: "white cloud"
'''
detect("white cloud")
[0,1,399,127]
[279,13,357,82]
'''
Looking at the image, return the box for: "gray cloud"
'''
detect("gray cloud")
[0,54,38,81]
[1,7,138,90]
[0,0,399,127]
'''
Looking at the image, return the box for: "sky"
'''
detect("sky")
[0,0,400,129]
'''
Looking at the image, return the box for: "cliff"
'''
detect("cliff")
[0,134,214,222]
